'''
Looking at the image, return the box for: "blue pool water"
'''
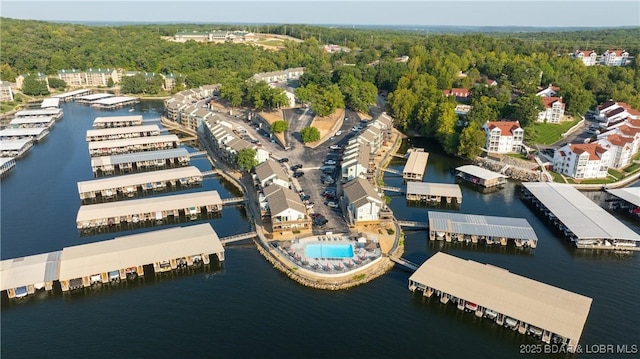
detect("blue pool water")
[306,244,354,258]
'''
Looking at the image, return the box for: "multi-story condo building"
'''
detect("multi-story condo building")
[553,143,610,179]
[482,121,524,153]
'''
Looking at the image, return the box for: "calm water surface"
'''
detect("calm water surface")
[1,103,639,358]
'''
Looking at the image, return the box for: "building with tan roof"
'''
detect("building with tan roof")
[254,159,289,189]
[553,143,610,179]
[261,183,311,235]
[482,121,524,153]
[343,177,384,225]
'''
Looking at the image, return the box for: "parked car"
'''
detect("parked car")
[278,157,289,163]
[293,172,305,178]
[330,145,341,150]
[327,201,338,208]
[324,160,337,165]
[291,164,302,171]
[335,130,342,136]
[301,194,311,201]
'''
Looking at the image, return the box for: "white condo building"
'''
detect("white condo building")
[483,121,524,153]
[553,143,610,179]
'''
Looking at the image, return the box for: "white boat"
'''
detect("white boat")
[484,309,498,320]
[505,317,518,328]
[529,326,543,337]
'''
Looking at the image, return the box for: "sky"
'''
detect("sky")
[2,1,639,28]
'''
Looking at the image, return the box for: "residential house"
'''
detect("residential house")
[261,184,311,234]
[341,142,371,181]
[596,118,640,169]
[357,126,383,154]
[536,84,560,98]
[285,67,305,80]
[443,88,470,99]
[573,50,598,66]
[252,70,287,83]
[538,97,565,123]
[57,69,84,87]
[600,49,629,66]
[0,81,14,102]
[342,177,384,225]
[254,159,289,189]
[553,143,610,179]
[482,121,524,153]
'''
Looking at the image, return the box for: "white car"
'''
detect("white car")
[335,131,342,136]
[324,160,337,165]
[327,201,338,208]
[330,145,341,150]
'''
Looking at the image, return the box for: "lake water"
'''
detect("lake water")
[2,102,639,358]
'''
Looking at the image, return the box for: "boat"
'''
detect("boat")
[505,317,518,328]
[514,239,523,248]
[128,108,135,112]
[485,237,494,245]
[465,302,478,311]
[500,237,508,246]
[484,309,498,320]
[14,286,28,298]
[529,326,543,337]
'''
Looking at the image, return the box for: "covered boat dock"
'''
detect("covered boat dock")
[93,115,144,128]
[522,182,640,250]
[1,251,62,298]
[85,124,161,142]
[40,97,60,109]
[402,149,429,181]
[87,134,179,157]
[77,166,203,202]
[76,93,114,104]
[15,108,63,120]
[91,96,139,109]
[406,182,462,204]
[0,157,16,176]
[0,127,49,142]
[76,190,223,230]
[408,252,592,353]
[455,165,507,188]
[0,139,33,157]
[605,188,640,221]
[428,211,538,248]
[51,88,92,102]
[9,116,55,129]
[90,148,191,176]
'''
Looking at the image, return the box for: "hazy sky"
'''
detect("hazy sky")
[2,1,639,27]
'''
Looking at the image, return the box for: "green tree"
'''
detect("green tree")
[560,85,595,117]
[270,120,289,133]
[434,101,458,153]
[220,78,245,108]
[457,124,486,159]
[511,94,543,127]
[21,75,49,96]
[236,148,258,171]
[386,88,417,130]
[106,77,115,88]
[120,74,149,94]
[47,77,66,89]
[300,126,320,143]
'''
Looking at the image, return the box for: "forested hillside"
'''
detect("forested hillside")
[2,18,639,158]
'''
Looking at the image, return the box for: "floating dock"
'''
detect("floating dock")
[1,251,62,298]
[93,115,144,129]
[59,224,224,292]
[0,127,49,142]
[87,134,179,157]
[605,188,640,221]
[15,108,63,120]
[85,124,161,142]
[455,165,507,188]
[406,182,462,204]
[76,93,115,104]
[402,149,429,181]
[91,96,139,110]
[40,98,60,109]
[51,88,92,102]
[428,211,538,248]
[76,190,223,230]
[522,182,640,250]
[9,116,55,129]
[77,166,203,202]
[90,148,191,176]
[408,252,592,353]
[0,139,33,157]
[0,157,16,176]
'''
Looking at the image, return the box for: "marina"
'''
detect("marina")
[408,252,592,353]
[93,115,144,128]
[0,157,16,176]
[77,166,204,202]
[9,116,55,129]
[87,134,179,157]
[405,182,462,204]
[402,149,429,181]
[85,124,161,142]
[455,164,507,188]
[14,108,63,120]
[1,251,62,299]
[0,139,33,157]
[76,93,115,104]
[0,127,49,142]
[427,211,538,248]
[40,98,60,109]
[75,190,223,230]
[605,187,640,221]
[51,88,93,102]
[90,148,191,176]
[521,182,640,250]
[90,96,140,109]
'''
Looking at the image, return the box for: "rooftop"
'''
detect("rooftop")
[605,187,640,207]
[343,177,383,208]
[90,148,189,167]
[93,115,143,125]
[428,211,538,241]
[0,251,62,291]
[456,165,507,181]
[263,183,307,216]
[403,150,429,175]
[85,125,160,139]
[406,182,462,198]
[77,166,202,195]
[87,134,178,150]
[0,139,32,151]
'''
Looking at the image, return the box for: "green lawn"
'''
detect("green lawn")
[549,171,565,183]
[506,153,528,160]
[608,168,624,180]
[623,163,640,174]
[527,119,581,145]
[256,39,284,46]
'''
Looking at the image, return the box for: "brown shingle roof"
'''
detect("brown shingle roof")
[569,144,607,161]
[486,121,521,137]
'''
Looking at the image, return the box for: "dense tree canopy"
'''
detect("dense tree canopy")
[236,148,258,171]
[300,126,320,143]
[270,120,289,133]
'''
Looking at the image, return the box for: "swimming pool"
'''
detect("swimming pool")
[306,244,354,258]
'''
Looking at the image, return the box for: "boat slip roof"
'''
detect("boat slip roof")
[93,115,143,125]
[90,148,189,167]
[87,134,178,150]
[1,251,62,291]
[92,96,137,105]
[77,166,202,194]
[0,157,16,166]
[41,98,60,108]
[403,151,429,175]
[409,252,592,343]
[52,89,92,98]
[58,224,223,281]
[76,190,222,223]
[0,128,48,137]
[406,182,462,198]
[0,139,32,150]
[9,116,54,124]
[78,93,114,101]
[428,211,538,241]
[456,165,507,180]
[606,187,640,207]
[523,182,640,241]
[15,108,62,117]
[85,125,160,139]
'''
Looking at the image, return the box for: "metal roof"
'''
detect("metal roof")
[90,148,189,167]
[606,187,640,207]
[406,182,462,198]
[0,139,32,150]
[77,93,115,101]
[523,182,640,241]
[93,115,143,125]
[409,252,592,343]
[9,116,54,125]
[40,98,60,108]
[92,96,138,105]
[76,190,222,223]
[87,134,178,150]
[85,125,160,139]
[0,157,15,167]
[77,166,202,194]
[58,224,223,280]
[15,108,62,117]
[428,211,538,241]
[0,127,48,137]
[456,165,507,180]
[51,89,92,98]
[403,150,429,175]
[1,251,62,291]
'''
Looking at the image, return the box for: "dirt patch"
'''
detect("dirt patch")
[355,223,396,255]
[258,110,286,145]
[356,112,372,121]
[305,108,345,148]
